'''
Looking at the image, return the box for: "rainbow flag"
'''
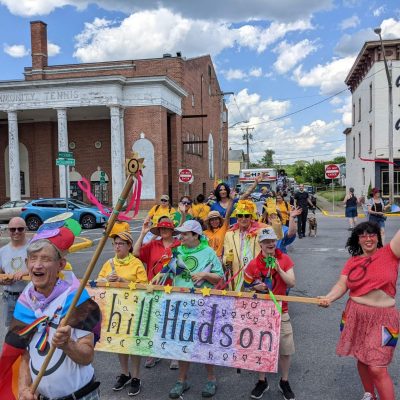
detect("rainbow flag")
[340,312,346,332]
[0,343,22,400]
[382,326,399,347]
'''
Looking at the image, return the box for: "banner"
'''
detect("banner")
[88,287,281,372]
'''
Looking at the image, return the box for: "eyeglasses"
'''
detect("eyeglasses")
[358,233,377,240]
[9,227,26,233]
[113,241,128,247]
[237,214,251,219]
[160,199,168,202]
[181,201,191,205]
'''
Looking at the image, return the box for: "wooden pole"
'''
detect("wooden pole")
[30,164,138,393]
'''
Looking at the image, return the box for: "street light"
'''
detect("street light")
[374,27,394,204]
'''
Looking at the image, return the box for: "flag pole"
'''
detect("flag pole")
[30,155,143,394]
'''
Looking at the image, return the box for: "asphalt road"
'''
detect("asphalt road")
[1,214,399,400]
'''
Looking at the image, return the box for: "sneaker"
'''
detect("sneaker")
[145,357,161,368]
[112,373,131,391]
[128,378,141,396]
[169,381,190,399]
[170,360,179,370]
[251,380,269,399]
[202,380,217,398]
[361,393,376,400]
[279,379,295,400]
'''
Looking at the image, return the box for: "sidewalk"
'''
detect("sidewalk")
[315,193,348,217]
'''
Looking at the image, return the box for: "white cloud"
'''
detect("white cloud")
[292,56,355,95]
[224,69,248,80]
[339,15,360,30]
[380,18,400,38]
[0,0,333,22]
[334,29,376,56]
[73,11,315,62]
[273,39,318,74]
[372,6,385,17]
[249,67,262,77]
[334,96,352,126]
[48,42,61,56]
[3,44,29,57]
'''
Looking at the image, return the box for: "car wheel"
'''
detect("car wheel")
[26,216,42,231]
[81,214,96,229]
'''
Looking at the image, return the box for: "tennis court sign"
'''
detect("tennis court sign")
[88,287,281,372]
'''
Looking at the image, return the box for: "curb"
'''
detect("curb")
[319,209,400,218]
[69,237,93,253]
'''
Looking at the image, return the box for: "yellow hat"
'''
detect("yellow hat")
[232,200,257,220]
[263,197,278,216]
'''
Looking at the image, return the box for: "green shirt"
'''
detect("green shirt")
[173,212,193,227]
[173,244,224,288]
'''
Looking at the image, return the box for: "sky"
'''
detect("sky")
[0,0,399,164]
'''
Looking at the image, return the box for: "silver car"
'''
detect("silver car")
[0,200,29,222]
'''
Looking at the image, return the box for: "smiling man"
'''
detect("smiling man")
[0,217,29,327]
[2,226,101,400]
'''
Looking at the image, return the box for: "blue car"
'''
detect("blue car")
[21,198,109,231]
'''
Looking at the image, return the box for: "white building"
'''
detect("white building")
[344,39,400,201]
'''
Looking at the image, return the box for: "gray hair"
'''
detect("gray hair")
[27,239,62,260]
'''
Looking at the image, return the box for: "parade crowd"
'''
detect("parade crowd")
[0,177,399,400]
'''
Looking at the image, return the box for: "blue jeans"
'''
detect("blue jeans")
[2,291,19,327]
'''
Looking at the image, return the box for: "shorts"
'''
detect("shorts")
[368,215,385,229]
[279,313,295,356]
[336,299,398,366]
[345,206,358,218]
[1,291,19,327]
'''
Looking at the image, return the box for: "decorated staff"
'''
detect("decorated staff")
[25,153,143,397]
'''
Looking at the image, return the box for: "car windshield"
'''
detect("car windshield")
[69,199,92,208]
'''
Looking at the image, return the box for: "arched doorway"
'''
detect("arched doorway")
[90,167,110,204]
[69,168,83,201]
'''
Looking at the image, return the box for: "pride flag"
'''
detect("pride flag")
[0,343,22,400]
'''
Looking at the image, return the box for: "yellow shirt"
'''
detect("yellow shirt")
[191,203,211,221]
[107,221,130,237]
[204,223,228,257]
[148,204,176,225]
[277,201,290,226]
[98,254,148,283]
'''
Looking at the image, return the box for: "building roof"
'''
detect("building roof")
[228,149,245,161]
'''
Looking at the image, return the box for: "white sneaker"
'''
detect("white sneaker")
[361,393,375,400]
[170,360,179,370]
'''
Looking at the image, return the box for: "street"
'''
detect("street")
[1,213,399,399]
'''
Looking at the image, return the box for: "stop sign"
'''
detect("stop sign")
[325,164,340,179]
[179,169,193,183]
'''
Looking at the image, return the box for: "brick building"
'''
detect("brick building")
[0,21,228,208]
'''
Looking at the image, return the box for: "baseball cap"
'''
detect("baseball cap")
[175,220,203,236]
[160,194,170,201]
[110,231,133,246]
[258,227,278,242]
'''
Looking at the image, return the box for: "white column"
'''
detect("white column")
[110,105,124,206]
[7,110,21,201]
[56,108,69,198]
[119,107,126,184]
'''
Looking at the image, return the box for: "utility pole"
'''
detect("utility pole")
[218,91,234,180]
[241,127,254,168]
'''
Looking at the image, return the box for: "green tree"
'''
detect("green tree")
[260,149,275,168]
[304,161,325,185]
[331,156,346,164]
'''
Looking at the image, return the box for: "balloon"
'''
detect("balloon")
[64,218,82,236]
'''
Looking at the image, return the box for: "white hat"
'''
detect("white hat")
[175,220,203,235]
[258,227,277,242]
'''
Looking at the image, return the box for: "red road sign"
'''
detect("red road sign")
[325,164,340,179]
[179,168,193,183]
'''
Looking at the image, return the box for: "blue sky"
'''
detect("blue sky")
[1,0,399,164]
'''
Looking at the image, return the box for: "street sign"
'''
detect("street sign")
[325,164,340,179]
[179,168,193,184]
[56,158,75,166]
[58,151,74,159]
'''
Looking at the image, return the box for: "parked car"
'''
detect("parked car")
[20,198,109,231]
[0,200,30,222]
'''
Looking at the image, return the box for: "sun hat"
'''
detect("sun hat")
[160,194,170,201]
[175,220,203,236]
[110,231,133,247]
[258,227,278,242]
[204,210,224,222]
[150,220,176,236]
[231,200,257,220]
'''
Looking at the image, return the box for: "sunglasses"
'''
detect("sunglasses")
[358,233,377,240]
[160,199,168,202]
[9,227,26,233]
[181,201,191,205]
[236,214,251,219]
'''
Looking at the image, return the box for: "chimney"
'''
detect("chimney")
[30,21,48,70]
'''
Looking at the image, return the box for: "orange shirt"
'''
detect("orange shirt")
[204,223,228,257]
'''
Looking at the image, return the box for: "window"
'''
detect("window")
[381,170,400,197]
[369,124,372,153]
[358,98,361,122]
[191,94,195,107]
[352,103,355,126]
[353,137,355,159]
[208,133,214,178]
[358,132,361,157]
[362,168,365,186]
[191,133,195,154]
[369,83,372,112]
[185,133,190,153]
